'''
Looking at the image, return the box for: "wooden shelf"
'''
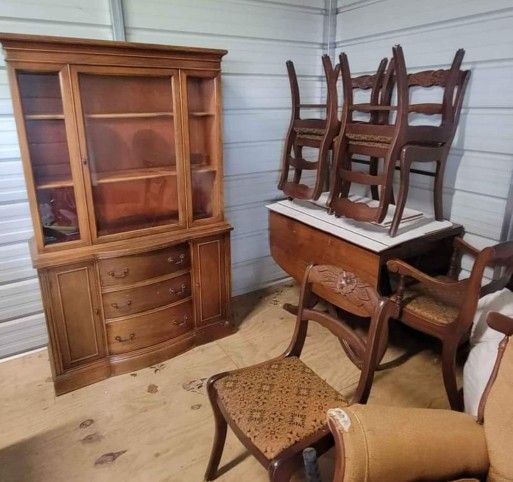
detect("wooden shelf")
[191,166,216,174]
[25,114,64,120]
[85,112,174,119]
[189,111,215,117]
[36,175,74,189]
[93,166,177,184]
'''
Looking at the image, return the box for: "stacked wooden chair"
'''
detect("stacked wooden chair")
[278,55,340,200]
[326,53,389,205]
[328,45,470,236]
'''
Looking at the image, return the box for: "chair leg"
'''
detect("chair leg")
[268,455,300,482]
[441,341,463,411]
[204,379,228,481]
[433,160,446,220]
[389,155,411,237]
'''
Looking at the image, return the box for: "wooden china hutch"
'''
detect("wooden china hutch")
[0,34,232,394]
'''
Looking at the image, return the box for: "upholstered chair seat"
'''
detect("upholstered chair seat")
[215,356,347,459]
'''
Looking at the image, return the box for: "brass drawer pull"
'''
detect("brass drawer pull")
[115,333,135,343]
[108,267,129,278]
[169,283,187,297]
[167,253,186,265]
[111,300,132,310]
[171,315,188,327]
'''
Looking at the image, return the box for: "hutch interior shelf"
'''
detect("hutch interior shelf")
[0,33,232,394]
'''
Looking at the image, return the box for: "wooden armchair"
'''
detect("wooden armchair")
[204,264,398,482]
[387,238,513,410]
[327,311,513,482]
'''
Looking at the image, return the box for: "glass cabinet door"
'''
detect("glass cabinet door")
[75,69,182,238]
[184,72,222,223]
[17,70,82,246]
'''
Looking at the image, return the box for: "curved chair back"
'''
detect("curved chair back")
[286,264,399,404]
[458,241,513,334]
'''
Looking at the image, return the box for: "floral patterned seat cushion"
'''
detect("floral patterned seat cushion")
[214,356,347,460]
[402,276,460,325]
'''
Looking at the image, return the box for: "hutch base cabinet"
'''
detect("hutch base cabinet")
[1,34,233,394]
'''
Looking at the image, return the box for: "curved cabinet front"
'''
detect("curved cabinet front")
[106,299,193,355]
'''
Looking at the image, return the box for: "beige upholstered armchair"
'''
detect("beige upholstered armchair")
[327,311,513,482]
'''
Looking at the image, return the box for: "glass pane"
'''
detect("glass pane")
[78,74,179,236]
[187,76,218,221]
[18,72,80,245]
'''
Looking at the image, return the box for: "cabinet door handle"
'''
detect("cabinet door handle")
[169,283,187,297]
[111,300,132,310]
[171,315,188,327]
[108,268,129,278]
[115,333,135,343]
[167,253,185,265]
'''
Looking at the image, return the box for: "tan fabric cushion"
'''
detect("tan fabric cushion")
[329,404,488,482]
[402,277,460,325]
[214,356,347,459]
[485,338,513,482]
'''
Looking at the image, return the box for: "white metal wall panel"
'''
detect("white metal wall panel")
[336,0,513,247]
[0,0,112,357]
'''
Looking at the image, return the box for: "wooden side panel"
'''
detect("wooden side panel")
[47,262,105,370]
[193,235,229,326]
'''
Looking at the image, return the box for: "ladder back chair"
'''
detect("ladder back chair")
[278,55,340,200]
[387,238,513,410]
[327,53,389,206]
[389,49,469,236]
[328,46,469,236]
[205,264,398,482]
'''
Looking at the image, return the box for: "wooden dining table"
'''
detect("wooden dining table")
[268,199,463,315]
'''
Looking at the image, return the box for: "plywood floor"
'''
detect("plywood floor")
[0,282,458,482]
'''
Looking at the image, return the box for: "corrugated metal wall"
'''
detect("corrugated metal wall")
[0,0,113,357]
[1,0,512,358]
[0,0,325,357]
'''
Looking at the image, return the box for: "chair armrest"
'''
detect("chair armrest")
[327,405,489,482]
[387,259,467,306]
[454,237,480,258]
[487,311,513,336]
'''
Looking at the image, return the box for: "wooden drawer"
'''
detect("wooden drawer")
[98,244,190,288]
[107,300,193,355]
[102,272,191,319]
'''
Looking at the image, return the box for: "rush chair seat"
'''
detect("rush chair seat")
[327,311,513,482]
[204,264,398,482]
[328,45,469,237]
[278,55,340,201]
[387,238,513,410]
